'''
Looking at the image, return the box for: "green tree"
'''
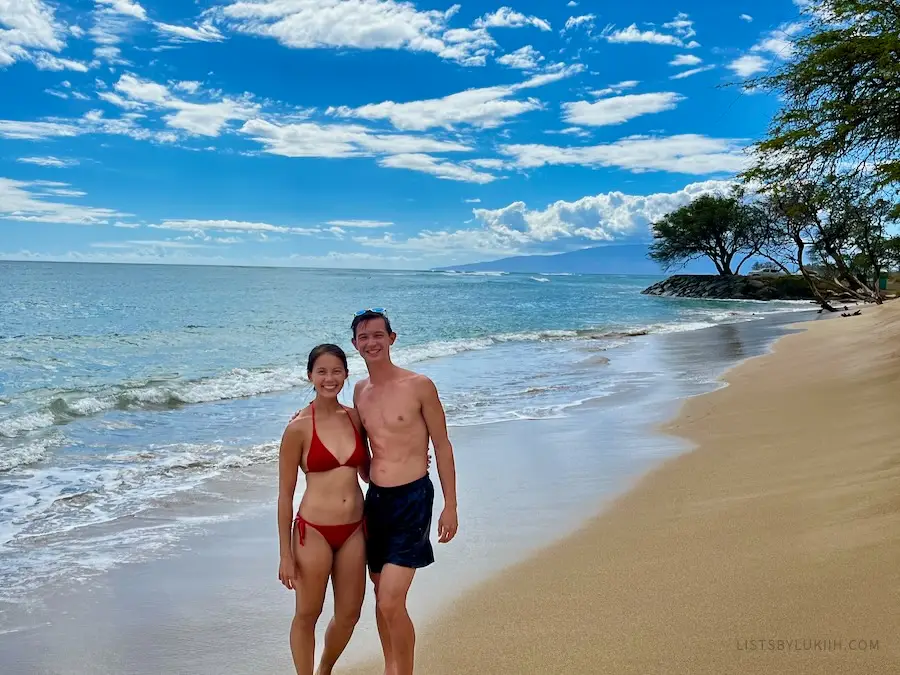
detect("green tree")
[756,173,895,309]
[648,191,765,276]
[885,237,900,271]
[745,0,900,188]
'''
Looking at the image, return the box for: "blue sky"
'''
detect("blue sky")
[1,0,807,269]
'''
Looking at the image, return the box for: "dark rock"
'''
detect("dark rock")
[641,274,818,301]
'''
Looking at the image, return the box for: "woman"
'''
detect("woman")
[277,343,370,675]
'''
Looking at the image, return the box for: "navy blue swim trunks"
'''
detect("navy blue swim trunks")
[364,473,435,574]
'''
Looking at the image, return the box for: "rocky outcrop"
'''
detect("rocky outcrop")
[641,274,817,301]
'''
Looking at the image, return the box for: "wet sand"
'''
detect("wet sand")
[345,300,900,674]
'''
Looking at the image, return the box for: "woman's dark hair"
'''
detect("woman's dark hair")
[307,343,349,374]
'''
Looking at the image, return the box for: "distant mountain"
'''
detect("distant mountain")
[434,244,717,275]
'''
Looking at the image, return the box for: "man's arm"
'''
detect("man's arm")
[418,376,458,542]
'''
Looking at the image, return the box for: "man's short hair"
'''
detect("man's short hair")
[351,310,393,339]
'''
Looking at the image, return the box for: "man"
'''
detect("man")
[350,308,458,675]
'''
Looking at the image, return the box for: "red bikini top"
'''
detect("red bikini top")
[305,402,366,473]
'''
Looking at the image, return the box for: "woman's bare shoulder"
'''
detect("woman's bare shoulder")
[283,406,313,440]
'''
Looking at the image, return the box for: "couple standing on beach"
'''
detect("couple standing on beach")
[276,308,458,675]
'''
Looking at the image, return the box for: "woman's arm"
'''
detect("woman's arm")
[277,421,303,561]
[348,406,371,483]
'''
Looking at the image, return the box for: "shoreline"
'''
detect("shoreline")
[347,301,900,674]
[0,311,824,673]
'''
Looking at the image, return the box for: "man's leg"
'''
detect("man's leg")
[374,564,417,675]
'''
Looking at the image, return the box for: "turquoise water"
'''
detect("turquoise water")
[0,261,812,602]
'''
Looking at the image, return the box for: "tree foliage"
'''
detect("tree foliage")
[745,0,900,188]
[648,190,765,276]
[885,237,900,271]
[755,173,896,309]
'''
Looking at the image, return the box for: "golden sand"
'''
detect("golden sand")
[349,300,900,674]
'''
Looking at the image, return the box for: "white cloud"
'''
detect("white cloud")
[174,80,202,94]
[154,20,224,43]
[0,119,81,140]
[92,240,212,251]
[465,158,510,170]
[0,247,426,269]
[214,0,492,65]
[112,73,259,136]
[730,21,804,79]
[43,187,86,197]
[601,14,698,48]
[670,65,715,80]
[354,229,522,258]
[464,198,481,203]
[29,52,90,72]
[327,84,533,131]
[728,54,769,77]
[751,22,804,60]
[562,92,683,127]
[518,61,584,88]
[0,107,178,145]
[378,154,498,183]
[240,118,471,159]
[353,179,737,259]
[663,12,696,39]
[590,80,639,97]
[98,90,145,110]
[496,45,543,70]
[602,23,682,46]
[16,156,79,168]
[150,219,318,234]
[500,134,749,175]
[473,7,551,32]
[95,0,147,21]
[0,0,67,69]
[89,0,148,45]
[81,109,179,143]
[740,14,753,22]
[563,14,594,33]
[0,177,131,225]
[324,219,393,228]
[328,63,582,132]
[669,54,701,67]
[567,1,578,6]
[471,179,733,243]
[545,127,591,138]
[92,45,128,65]
[166,100,259,137]
[92,0,228,47]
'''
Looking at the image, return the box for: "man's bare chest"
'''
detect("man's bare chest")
[358,392,420,434]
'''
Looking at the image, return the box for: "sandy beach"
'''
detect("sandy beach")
[348,301,900,675]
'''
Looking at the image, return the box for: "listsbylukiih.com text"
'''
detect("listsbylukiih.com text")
[736,638,879,652]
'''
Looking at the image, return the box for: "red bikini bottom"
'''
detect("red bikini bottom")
[294,513,365,552]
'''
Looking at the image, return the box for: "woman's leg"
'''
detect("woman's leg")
[316,525,366,675]
[291,525,333,675]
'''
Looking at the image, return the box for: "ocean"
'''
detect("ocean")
[0,261,815,612]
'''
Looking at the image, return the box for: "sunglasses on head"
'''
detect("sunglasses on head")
[354,307,387,317]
